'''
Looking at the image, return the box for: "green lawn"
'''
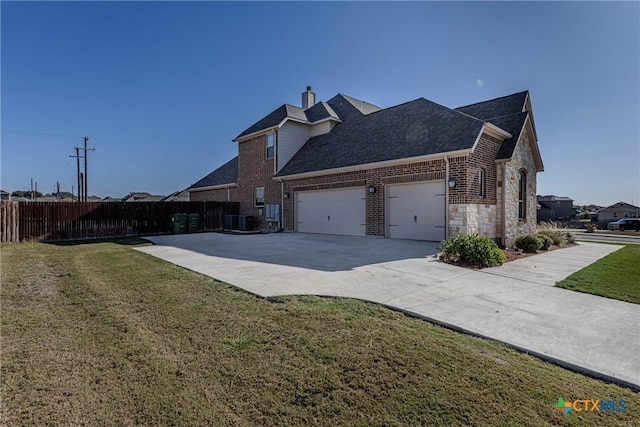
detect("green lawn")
[556,245,640,304]
[2,240,638,426]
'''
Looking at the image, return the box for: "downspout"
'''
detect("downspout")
[501,162,507,247]
[444,155,450,240]
[274,128,279,175]
[226,185,230,202]
[278,178,285,231]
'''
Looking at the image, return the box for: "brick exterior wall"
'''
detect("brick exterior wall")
[192,130,536,244]
[189,187,238,202]
[282,160,446,236]
[448,134,500,205]
[448,134,502,240]
[237,134,281,229]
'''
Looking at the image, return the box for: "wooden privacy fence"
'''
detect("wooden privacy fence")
[0,201,239,243]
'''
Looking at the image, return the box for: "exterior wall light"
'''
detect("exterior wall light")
[368,185,376,194]
[283,192,290,199]
[448,178,457,189]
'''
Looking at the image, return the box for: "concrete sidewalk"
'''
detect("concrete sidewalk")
[136,233,639,390]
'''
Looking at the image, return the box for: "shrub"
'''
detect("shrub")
[538,229,567,247]
[565,232,576,244]
[515,234,543,252]
[438,234,505,267]
[536,233,554,250]
[585,223,597,233]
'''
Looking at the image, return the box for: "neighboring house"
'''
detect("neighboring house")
[162,190,190,202]
[0,190,11,201]
[536,195,576,222]
[122,192,166,202]
[189,86,543,246]
[597,202,640,223]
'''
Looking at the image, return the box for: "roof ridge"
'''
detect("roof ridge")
[417,97,487,125]
[456,90,529,110]
[484,111,529,121]
[338,93,382,110]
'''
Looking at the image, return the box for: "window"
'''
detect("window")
[478,168,486,198]
[254,187,265,207]
[518,170,526,220]
[624,212,630,218]
[266,133,274,159]
[550,210,555,217]
[613,212,618,218]
[556,202,561,207]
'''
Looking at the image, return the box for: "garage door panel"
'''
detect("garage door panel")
[387,181,445,241]
[296,188,365,237]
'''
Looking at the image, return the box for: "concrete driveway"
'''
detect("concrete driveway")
[137,232,640,390]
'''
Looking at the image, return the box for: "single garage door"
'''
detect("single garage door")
[387,181,445,241]
[296,187,366,236]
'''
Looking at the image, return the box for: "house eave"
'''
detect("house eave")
[484,123,512,140]
[233,127,279,143]
[277,149,472,181]
[187,183,238,192]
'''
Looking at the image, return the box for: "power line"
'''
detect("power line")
[1,129,84,139]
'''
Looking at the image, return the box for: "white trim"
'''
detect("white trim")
[483,122,512,139]
[523,115,544,171]
[470,124,511,154]
[187,183,238,193]
[233,126,279,143]
[277,149,472,181]
[234,116,342,143]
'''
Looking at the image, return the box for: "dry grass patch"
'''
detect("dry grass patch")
[1,240,638,426]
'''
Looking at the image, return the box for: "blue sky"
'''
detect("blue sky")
[1,1,638,206]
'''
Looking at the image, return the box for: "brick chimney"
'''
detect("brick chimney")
[302,86,315,110]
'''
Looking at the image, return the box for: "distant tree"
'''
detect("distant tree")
[11,190,43,198]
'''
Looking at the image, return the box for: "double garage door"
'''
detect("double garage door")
[295,181,445,241]
[296,187,366,236]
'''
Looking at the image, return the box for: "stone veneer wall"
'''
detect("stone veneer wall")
[449,204,498,238]
[503,130,537,247]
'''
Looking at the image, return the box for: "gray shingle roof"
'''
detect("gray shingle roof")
[326,94,381,121]
[489,111,529,159]
[598,202,640,213]
[277,98,485,177]
[304,101,341,122]
[537,195,574,202]
[235,105,288,139]
[455,91,528,121]
[189,156,238,189]
[235,93,381,140]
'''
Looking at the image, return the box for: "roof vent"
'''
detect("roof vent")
[302,86,315,110]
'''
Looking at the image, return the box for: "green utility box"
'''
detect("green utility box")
[170,213,188,234]
[187,213,200,233]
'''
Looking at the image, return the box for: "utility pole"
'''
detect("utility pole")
[56,181,61,201]
[83,137,88,202]
[30,178,33,201]
[70,148,82,202]
[74,137,94,202]
[35,181,38,202]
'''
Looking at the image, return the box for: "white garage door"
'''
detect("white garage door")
[387,181,445,241]
[296,187,366,236]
